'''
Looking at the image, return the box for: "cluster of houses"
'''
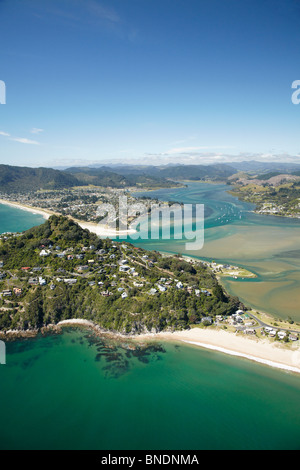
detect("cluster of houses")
[264,327,298,342]
[146,276,213,297]
[1,240,300,344]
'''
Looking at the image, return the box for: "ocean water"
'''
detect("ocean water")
[0,203,46,234]
[0,329,300,450]
[0,194,300,450]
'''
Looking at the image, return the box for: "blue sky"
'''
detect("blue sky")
[0,0,300,167]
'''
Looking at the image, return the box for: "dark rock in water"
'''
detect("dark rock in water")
[138,356,149,364]
[95,354,102,362]
[102,359,130,379]
[125,350,133,359]
[103,352,123,363]
[21,354,40,369]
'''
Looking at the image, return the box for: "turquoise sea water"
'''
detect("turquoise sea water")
[0,204,46,234]
[0,195,300,450]
[1,329,300,450]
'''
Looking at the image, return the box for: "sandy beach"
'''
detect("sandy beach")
[0,199,52,220]
[136,328,300,375]
[76,220,136,238]
[55,319,300,375]
[0,199,135,238]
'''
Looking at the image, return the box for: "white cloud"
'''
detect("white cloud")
[30,128,44,135]
[11,138,40,145]
[86,0,120,23]
[164,146,236,155]
[0,130,41,145]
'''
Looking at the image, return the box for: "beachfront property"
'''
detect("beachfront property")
[277,331,287,340]
[264,327,278,337]
[244,328,256,335]
[289,334,298,341]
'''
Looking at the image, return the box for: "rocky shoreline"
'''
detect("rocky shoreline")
[0,319,162,344]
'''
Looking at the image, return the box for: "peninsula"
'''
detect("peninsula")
[0,215,299,375]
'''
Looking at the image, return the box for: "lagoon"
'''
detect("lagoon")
[133,183,300,322]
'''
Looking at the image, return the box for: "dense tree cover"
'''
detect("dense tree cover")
[230,180,300,217]
[0,164,182,194]
[0,216,243,334]
[88,164,236,181]
[0,165,78,193]
[65,167,182,188]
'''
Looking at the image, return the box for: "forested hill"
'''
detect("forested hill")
[0,165,78,193]
[78,163,236,181]
[0,164,182,192]
[64,167,182,188]
[0,216,242,334]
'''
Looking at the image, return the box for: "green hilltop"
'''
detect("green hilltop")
[0,216,242,335]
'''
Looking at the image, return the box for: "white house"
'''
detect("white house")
[277,331,287,340]
[39,277,47,286]
[40,249,51,257]
[157,284,167,292]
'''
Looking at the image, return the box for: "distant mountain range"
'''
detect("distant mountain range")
[2,161,300,193]
[228,161,300,174]
[65,163,236,181]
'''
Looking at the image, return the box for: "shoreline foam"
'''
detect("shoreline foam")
[57,322,300,375]
[1,320,300,375]
[0,199,135,237]
[135,328,300,375]
[0,199,51,220]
